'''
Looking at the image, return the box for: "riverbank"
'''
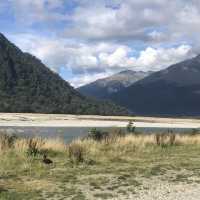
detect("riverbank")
[1,133,200,199]
[0,113,199,128]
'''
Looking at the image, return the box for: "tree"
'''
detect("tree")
[126,120,135,133]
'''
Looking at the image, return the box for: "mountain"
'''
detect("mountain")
[110,55,200,116]
[78,70,151,99]
[0,33,128,115]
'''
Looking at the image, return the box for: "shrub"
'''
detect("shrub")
[190,128,200,135]
[88,128,109,141]
[155,134,176,147]
[26,138,45,157]
[88,128,126,142]
[0,133,17,150]
[68,143,85,164]
[109,128,126,137]
[126,121,135,133]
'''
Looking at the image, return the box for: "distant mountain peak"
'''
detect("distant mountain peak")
[78,70,152,99]
[110,54,200,117]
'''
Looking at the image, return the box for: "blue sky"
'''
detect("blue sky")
[0,0,199,87]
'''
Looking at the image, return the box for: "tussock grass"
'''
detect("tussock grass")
[1,132,200,199]
[1,133,200,156]
[68,142,85,163]
[1,136,66,154]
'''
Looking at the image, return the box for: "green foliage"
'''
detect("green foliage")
[191,128,200,135]
[26,139,40,157]
[88,128,109,141]
[126,120,135,133]
[0,33,129,116]
[88,128,126,141]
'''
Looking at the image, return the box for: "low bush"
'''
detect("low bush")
[68,143,85,164]
[155,134,176,147]
[88,128,109,141]
[88,128,126,142]
[26,138,45,157]
[109,128,126,138]
[0,133,17,150]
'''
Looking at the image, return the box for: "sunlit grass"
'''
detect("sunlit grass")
[0,132,200,199]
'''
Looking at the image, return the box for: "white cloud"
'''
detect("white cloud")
[4,0,200,86]
[8,33,116,74]
[99,46,132,68]
[99,45,194,71]
[134,45,194,71]
[61,1,172,41]
[3,0,200,45]
[70,72,112,88]
[9,33,194,86]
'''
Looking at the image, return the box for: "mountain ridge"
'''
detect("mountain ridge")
[0,33,128,115]
[110,55,200,116]
[78,70,152,99]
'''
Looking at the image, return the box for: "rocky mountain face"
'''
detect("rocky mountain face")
[0,33,128,115]
[110,55,200,116]
[78,70,151,99]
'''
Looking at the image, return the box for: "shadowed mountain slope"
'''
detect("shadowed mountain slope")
[110,55,200,116]
[0,33,128,115]
[78,70,151,99]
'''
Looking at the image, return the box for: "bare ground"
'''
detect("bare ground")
[0,113,199,128]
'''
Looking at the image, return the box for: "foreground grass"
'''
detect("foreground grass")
[0,133,200,199]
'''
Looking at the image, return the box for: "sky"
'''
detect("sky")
[0,0,200,87]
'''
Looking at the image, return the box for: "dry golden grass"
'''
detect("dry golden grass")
[1,133,200,156]
[65,133,200,161]
[0,135,66,154]
[175,134,200,145]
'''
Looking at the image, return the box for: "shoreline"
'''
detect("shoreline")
[0,113,199,128]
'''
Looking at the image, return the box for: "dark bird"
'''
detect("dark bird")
[42,154,53,165]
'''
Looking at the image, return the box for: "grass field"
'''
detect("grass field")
[1,132,200,199]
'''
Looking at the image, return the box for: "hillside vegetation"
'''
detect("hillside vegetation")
[0,33,128,116]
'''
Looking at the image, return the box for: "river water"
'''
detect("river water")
[0,126,196,143]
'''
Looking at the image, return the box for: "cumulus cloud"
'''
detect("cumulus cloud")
[62,0,200,44]
[134,45,194,71]
[3,0,200,44]
[70,72,112,87]
[8,33,117,74]
[9,33,194,86]
[99,45,194,71]
[3,0,200,86]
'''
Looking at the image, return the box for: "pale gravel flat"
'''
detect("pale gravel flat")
[72,171,200,200]
[0,113,199,128]
[127,182,200,200]
[107,180,200,200]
